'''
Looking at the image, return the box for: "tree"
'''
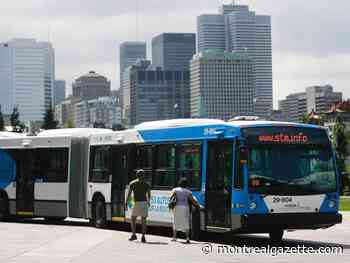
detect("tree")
[0,105,4,131]
[10,106,23,132]
[93,121,106,128]
[301,114,310,124]
[64,119,75,128]
[42,105,58,130]
[301,111,322,125]
[332,115,350,193]
[112,123,126,131]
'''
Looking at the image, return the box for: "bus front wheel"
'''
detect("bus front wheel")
[0,195,9,220]
[191,208,203,241]
[92,198,106,228]
[269,230,284,243]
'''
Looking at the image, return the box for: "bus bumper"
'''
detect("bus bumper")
[238,212,342,232]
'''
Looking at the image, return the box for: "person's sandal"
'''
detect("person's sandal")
[129,234,137,241]
[141,236,146,243]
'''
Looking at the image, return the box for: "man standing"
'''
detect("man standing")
[126,169,151,243]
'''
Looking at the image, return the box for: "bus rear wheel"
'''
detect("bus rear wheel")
[92,199,106,228]
[269,230,284,243]
[191,209,203,241]
[0,195,9,220]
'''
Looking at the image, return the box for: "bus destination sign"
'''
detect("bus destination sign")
[242,126,329,145]
[258,133,308,144]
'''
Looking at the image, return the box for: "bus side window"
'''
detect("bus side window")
[177,144,201,190]
[134,146,153,186]
[37,148,68,183]
[153,145,176,189]
[234,146,246,189]
[89,146,111,183]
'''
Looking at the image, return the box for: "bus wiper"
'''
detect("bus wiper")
[250,175,288,186]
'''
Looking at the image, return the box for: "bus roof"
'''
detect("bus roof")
[0,132,27,138]
[226,120,323,129]
[37,128,112,137]
[134,119,226,130]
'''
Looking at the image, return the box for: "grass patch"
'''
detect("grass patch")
[340,197,350,211]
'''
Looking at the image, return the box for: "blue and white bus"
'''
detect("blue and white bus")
[0,119,342,242]
[87,119,342,241]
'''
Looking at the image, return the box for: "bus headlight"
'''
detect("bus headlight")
[328,200,336,208]
[249,202,257,210]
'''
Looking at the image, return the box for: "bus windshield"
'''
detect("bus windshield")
[242,126,337,195]
[248,145,337,195]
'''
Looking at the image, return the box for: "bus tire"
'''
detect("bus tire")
[0,193,9,221]
[45,217,66,223]
[191,208,202,241]
[92,198,106,228]
[269,230,284,243]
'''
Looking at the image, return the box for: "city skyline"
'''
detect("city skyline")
[0,0,349,108]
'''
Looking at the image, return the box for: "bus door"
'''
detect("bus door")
[205,140,233,229]
[111,145,130,221]
[14,150,35,216]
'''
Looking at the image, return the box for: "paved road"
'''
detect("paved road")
[0,213,349,263]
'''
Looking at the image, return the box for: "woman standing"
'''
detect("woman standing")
[170,178,200,243]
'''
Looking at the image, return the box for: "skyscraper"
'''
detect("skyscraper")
[123,60,191,126]
[54,80,66,106]
[190,50,254,120]
[197,15,225,52]
[152,33,196,71]
[197,2,272,118]
[72,71,111,101]
[0,38,55,122]
[119,42,146,107]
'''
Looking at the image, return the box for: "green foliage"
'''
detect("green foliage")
[300,113,322,125]
[0,105,4,131]
[42,105,58,130]
[64,119,75,128]
[112,123,125,131]
[10,106,25,132]
[93,121,106,128]
[301,114,310,124]
[333,115,349,173]
[340,197,350,211]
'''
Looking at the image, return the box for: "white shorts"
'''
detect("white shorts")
[131,201,148,218]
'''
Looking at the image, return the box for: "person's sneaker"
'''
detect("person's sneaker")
[141,235,146,243]
[129,234,137,241]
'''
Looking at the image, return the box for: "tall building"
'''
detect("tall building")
[123,60,190,126]
[54,96,81,128]
[0,38,55,122]
[190,50,254,120]
[72,71,111,101]
[197,15,225,52]
[278,92,307,123]
[306,85,342,114]
[74,97,121,128]
[54,80,66,106]
[197,2,272,118]
[279,85,342,123]
[119,42,146,107]
[152,33,196,71]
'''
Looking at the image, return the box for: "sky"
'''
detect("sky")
[0,0,349,108]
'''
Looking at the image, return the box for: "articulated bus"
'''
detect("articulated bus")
[0,129,111,221]
[0,119,342,242]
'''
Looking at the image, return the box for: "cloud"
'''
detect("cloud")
[0,0,349,105]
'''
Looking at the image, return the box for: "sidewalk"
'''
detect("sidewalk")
[341,211,350,221]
